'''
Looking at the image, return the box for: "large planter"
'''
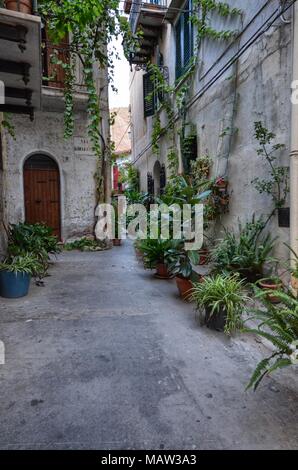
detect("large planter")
[175,276,193,300]
[231,266,262,284]
[5,0,32,14]
[0,271,31,298]
[205,305,227,332]
[155,263,171,279]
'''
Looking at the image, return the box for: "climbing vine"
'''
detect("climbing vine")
[38,0,137,203]
[145,0,241,177]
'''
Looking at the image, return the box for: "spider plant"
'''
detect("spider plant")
[0,253,44,276]
[191,274,250,335]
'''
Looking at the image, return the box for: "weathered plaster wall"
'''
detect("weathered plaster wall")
[130,0,292,258]
[4,106,97,242]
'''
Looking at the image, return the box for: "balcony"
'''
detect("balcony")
[125,0,167,65]
[0,6,42,120]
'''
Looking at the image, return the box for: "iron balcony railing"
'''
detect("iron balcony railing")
[130,0,167,34]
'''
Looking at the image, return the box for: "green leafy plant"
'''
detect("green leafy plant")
[245,289,298,390]
[38,0,136,203]
[138,238,179,269]
[0,253,44,276]
[5,222,60,277]
[252,122,289,224]
[64,237,105,252]
[212,218,276,281]
[190,155,212,185]
[166,241,200,280]
[192,274,249,335]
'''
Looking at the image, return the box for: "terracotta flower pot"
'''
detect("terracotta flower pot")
[113,239,122,247]
[259,279,283,304]
[291,276,298,291]
[175,276,193,300]
[155,263,171,279]
[5,0,32,14]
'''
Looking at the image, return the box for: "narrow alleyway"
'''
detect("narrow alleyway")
[0,242,297,450]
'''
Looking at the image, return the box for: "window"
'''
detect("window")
[143,71,157,118]
[175,0,194,79]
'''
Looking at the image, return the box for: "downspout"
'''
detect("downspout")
[290,1,298,292]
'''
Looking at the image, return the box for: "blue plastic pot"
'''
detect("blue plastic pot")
[0,271,31,298]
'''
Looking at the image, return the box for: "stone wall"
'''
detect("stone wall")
[4,105,97,242]
[130,0,292,259]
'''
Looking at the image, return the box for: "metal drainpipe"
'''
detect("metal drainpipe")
[290,1,298,292]
[32,0,38,15]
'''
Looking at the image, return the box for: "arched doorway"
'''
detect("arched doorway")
[23,154,61,239]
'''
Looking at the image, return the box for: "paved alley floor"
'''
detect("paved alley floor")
[0,242,297,450]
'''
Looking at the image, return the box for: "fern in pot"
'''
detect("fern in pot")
[0,253,43,299]
[191,274,250,335]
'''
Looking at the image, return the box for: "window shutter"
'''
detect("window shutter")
[175,15,182,79]
[143,72,156,118]
[184,2,193,68]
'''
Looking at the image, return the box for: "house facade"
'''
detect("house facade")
[126,0,298,261]
[0,3,110,251]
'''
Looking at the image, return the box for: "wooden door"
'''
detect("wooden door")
[24,155,61,239]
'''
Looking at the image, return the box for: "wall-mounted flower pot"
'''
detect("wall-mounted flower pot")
[175,276,193,300]
[5,0,32,14]
[113,239,122,246]
[0,271,31,298]
[155,263,171,279]
[258,279,283,304]
[205,305,227,332]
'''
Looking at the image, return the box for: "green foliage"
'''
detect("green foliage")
[138,238,179,269]
[0,114,16,139]
[152,115,163,156]
[5,222,60,277]
[119,163,139,192]
[245,289,298,390]
[211,218,276,279]
[191,274,249,335]
[190,155,212,185]
[252,122,289,213]
[166,242,200,280]
[167,147,179,178]
[0,253,44,276]
[38,0,133,202]
[64,237,106,251]
[161,175,211,207]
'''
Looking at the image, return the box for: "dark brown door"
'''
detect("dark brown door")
[24,155,61,239]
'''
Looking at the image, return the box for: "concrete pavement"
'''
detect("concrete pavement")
[0,242,297,449]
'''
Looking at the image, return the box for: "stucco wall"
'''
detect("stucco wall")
[130,0,292,258]
[4,106,98,242]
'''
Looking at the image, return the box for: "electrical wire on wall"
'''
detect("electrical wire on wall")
[132,0,297,165]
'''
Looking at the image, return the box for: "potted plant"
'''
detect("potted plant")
[5,0,32,14]
[166,244,200,300]
[214,176,227,189]
[191,274,249,335]
[138,238,176,278]
[258,270,283,303]
[0,253,42,298]
[211,219,276,283]
[245,289,298,390]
